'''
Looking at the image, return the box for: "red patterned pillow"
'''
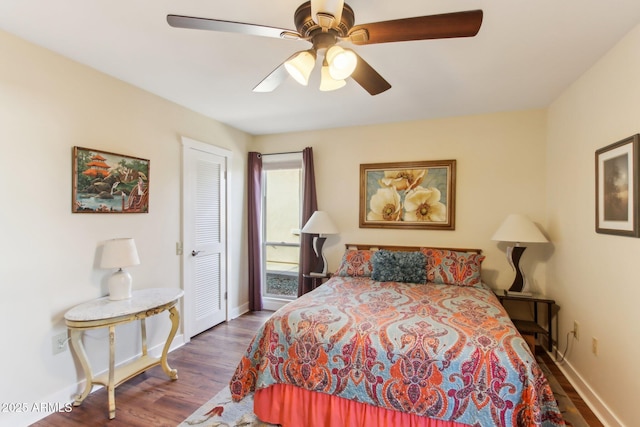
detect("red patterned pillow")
[335,250,374,277]
[420,248,485,287]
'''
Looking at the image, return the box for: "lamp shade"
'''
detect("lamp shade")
[301,211,339,235]
[285,50,316,86]
[491,214,548,244]
[326,46,357,80]
[100,238,140,269]
[320,64,346,91]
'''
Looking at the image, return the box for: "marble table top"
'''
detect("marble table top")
[65,288,184,322]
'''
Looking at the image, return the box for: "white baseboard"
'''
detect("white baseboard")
[229,300,281,318]
[229,302,249,320]
[551,348,623,427]
[261,297,291,312]
[9,333,185,427]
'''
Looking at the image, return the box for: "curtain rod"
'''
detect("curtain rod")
[258,150,302,157]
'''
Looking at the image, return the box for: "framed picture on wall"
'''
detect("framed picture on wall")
[72,146,150,213]
[595,134,640,236]
[359,160,456,230]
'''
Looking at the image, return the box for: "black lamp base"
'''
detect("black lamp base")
[311,236,327,276]
[507,245,530,294]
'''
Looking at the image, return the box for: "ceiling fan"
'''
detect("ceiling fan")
[167,1,483,95]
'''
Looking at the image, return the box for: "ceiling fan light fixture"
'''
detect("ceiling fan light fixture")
[326,46,357,80]
[315,13,336,30]
[311,0,344,28]
[319,64,346,91]
[284,50,317,86]
[168,5,483,96]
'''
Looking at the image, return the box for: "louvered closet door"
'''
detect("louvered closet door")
[183,139,228,338]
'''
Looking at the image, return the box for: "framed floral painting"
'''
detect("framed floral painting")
[72,146,150,213]
[359,160,456,230]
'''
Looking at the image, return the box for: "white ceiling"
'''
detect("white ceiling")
[1,1,640,135]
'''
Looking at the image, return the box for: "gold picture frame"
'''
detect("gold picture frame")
[72,146,150,213]
[595,135,639,237]
[359,160,456,230]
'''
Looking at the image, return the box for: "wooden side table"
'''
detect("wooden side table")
[495,290,556,354]
[64,288,184,419]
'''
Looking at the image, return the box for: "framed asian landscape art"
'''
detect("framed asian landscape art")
[72,146,150,213]
[595,134,640,237]
[359,160,456,230]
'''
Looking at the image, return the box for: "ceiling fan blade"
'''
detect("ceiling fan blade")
[348,10,483,45]
[253,62,290,93]
[167,15,302,40]
[350,53,391,96]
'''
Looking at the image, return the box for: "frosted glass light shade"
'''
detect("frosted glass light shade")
[491,214,548,243]
[320,65,346,91]
[311,0,344,27]
[326,46,357,80]
[285,50,316,86]
[301,211,339,235]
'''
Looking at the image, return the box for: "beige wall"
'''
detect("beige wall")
[546,23,640,427]
[253,110,550,293]
[0,29,251,426]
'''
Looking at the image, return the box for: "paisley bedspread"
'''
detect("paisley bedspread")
[230,276,564,426]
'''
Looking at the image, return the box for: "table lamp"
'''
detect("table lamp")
[491,214,548,296]
[301,211,338,276]
[100,238,140,300]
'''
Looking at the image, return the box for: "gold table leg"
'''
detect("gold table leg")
[108,325,116,419]
[161,306,180,380]
[69,329,93,406]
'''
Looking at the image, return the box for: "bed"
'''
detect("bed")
[230,244,565,427]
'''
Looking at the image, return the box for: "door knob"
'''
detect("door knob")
[191,250,201,257]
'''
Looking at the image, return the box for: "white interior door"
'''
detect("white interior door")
[182,137,229,339]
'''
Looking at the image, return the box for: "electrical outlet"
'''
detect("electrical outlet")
[573,320,579,340]
[52,331,69,355]
[592,337,599,356]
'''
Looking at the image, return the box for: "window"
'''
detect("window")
[261,153,302,308]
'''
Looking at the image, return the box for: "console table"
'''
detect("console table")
[65,288,184,419]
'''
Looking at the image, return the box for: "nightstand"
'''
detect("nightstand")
[303,273,331,289]
[495,290,556,354]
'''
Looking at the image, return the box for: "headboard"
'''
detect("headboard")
[344,243,482,254]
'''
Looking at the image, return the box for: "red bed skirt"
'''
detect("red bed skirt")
[254,384,470,427]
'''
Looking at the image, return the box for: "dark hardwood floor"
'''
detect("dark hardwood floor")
[33,310,602,427]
